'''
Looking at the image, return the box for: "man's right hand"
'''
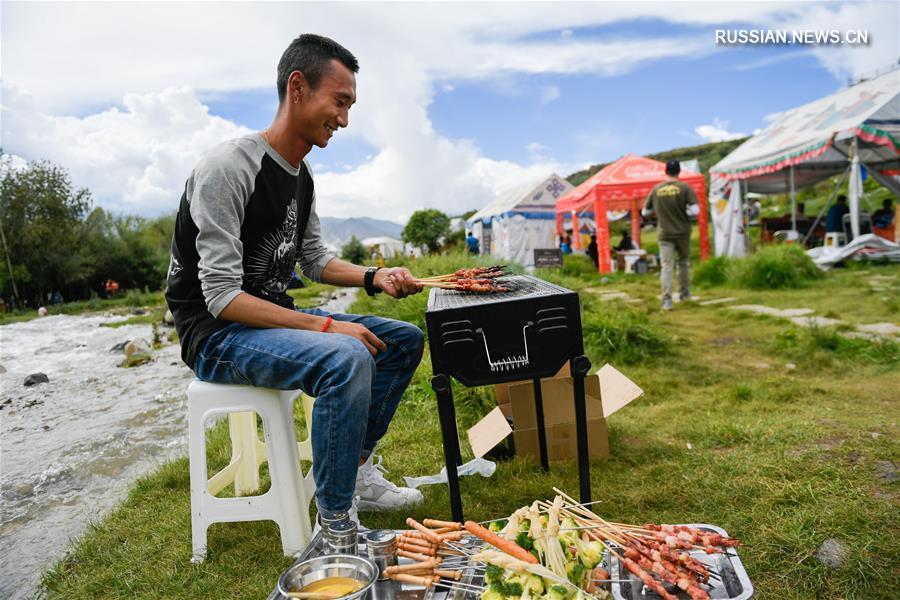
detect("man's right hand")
[327,319,387,356]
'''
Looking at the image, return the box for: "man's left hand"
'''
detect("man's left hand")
[374,267,422,298]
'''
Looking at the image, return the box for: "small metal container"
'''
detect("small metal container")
[277,554,378,600]
[326,519,359,555]
[365,530,398,580]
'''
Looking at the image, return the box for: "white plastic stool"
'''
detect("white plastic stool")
[824,232,846,248]
[207,398,316,498]
[187,380,316,563]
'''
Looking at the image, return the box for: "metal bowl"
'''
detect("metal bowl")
[277,554,378,600]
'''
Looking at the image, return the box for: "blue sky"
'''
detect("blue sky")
[200,35,848,176]
[2,2,897,221]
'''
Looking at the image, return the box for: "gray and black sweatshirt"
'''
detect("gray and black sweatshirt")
[165,133,336,369]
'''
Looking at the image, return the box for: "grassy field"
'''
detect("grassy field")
[40,250,899,600]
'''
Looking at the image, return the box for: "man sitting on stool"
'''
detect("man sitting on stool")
[166,34,425,529]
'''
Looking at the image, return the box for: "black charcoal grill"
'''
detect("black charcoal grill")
[425,274,592,521]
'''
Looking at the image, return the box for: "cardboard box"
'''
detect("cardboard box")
[494,363,569,417]
[506,364,641,462]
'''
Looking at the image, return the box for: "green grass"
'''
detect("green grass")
[40,257,900,600]
[692,245,822,291]
[0,290,168,325]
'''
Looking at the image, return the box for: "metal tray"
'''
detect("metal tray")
[270,524,753,600]
[607,524,753,600]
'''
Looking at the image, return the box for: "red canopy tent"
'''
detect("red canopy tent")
[555,154,709,273]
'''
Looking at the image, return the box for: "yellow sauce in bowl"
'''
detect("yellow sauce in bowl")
[298,576,363,598]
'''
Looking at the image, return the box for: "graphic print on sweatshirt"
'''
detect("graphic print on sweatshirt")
[244,197,298,299]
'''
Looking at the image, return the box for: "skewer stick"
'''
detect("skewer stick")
[398,549,439,563]
[388,573,435,587]
[406,517,444,544]
[384,559,442,575]
[424,519,462,530]
[433,569,463,580]
[553,487,635,543]
[475,500,608,525]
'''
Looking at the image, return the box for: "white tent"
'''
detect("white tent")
[361,236,405,259]
[710,69,900,251]
[467,174,574,267]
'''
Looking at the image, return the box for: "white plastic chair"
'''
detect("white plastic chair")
[187,380,316,563]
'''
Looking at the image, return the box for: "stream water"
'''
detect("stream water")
[0,289,358,599]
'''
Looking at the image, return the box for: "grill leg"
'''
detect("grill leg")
[431,373,464,522]
[532,377,549,472]
[570,355,592,504]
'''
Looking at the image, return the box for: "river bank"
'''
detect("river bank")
[0,286,355,599]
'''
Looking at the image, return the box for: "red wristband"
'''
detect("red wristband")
[321,316,333,333]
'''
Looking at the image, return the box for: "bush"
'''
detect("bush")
[735,245,820,289]
[693,256,731,288]
[580,298,669,365]
[341,236,367,265]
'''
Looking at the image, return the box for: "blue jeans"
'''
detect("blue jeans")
[194,308,425,515]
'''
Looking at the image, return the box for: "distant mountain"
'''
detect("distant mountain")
[565,138,748,187]
[318,216,405,250]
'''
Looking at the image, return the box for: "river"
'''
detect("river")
[0,289,357,599]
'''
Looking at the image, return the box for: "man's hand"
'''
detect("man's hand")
[328,319,388,356]
[374,267,423,298]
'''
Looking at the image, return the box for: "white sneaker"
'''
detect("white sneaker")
[355,455,424,512]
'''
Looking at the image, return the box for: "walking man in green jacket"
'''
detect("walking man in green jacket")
[642,160,699,310]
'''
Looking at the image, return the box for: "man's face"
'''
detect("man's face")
[293,59,357,149]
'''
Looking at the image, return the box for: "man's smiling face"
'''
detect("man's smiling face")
[294,58,357,149]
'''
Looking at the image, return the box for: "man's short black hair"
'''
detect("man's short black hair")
[277,34,359,103]
[665,160,681,176]
[837,194,847,203]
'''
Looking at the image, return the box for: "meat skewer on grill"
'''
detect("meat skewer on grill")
[414,279,510,293]
[418,265,507,282]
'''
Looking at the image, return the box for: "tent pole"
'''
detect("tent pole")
[790,165,797,232]
[849,137,861,239]
[802,166,850,245]
[571,211,580,250]
[741,180,751,253]
[630,209,641,248]
[594,197,611,274]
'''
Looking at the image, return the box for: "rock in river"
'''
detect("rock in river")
[24,373,50,387]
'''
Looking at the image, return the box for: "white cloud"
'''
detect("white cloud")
[1,1,896,221]
[772,2,899,83]
[694,117,747,142]
[539,85,561,106]
[526,142,551,162]
[1,83,251,215]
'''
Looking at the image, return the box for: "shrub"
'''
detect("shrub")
[734,245,820,289]
[693,256,731,288]
[341,236,367,265]
[580,298,669,365]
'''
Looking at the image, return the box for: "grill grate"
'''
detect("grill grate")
[428,275,571,310]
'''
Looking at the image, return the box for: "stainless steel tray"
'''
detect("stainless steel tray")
[270,523,753,600]
[607,524,753,600]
